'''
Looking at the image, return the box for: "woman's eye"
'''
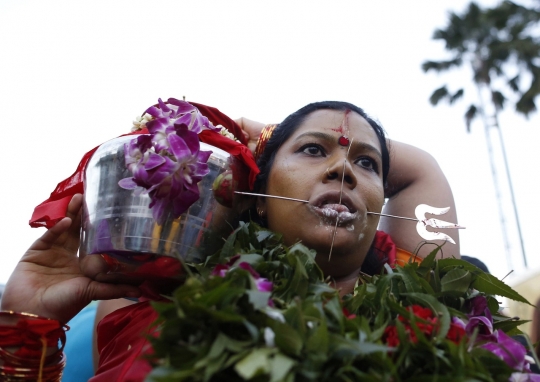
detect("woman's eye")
[301,144,325,156]
[355,157,378,172]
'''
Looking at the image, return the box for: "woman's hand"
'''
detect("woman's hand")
[0,194,141,324]
[235,117,265,154]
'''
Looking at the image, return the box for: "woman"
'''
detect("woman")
[0,101,459,379]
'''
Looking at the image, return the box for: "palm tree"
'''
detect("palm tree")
[422,1,540,269]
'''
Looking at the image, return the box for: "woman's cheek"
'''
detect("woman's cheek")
[356,216,368,242]
[270,159,305,195]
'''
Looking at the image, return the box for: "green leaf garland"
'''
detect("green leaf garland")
[146,222,533,381]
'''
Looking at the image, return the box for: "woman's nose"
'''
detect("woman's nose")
[324,157,357,189]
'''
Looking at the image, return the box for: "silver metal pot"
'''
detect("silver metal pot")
[79,135,244,292]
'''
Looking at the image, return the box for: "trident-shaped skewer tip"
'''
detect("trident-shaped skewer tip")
[414,204,465,244]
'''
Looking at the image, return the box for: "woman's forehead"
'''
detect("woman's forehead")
[293,109,380,147]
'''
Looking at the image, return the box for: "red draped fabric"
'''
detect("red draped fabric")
[91,301,157,382]
[189,102,247,146]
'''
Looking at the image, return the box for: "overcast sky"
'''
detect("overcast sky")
[1,0,539,284]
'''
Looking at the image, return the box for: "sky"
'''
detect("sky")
[0,0,539,285]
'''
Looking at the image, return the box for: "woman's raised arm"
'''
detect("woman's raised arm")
[380,140,460,259]
[1,194,141,324]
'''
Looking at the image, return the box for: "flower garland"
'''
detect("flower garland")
[147,222,539,381]
[119,98,223,224]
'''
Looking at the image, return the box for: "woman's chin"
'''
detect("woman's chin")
[276,217,371,259]
[302,230,366,257]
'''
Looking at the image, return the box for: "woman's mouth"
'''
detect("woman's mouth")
[309,193,359,225]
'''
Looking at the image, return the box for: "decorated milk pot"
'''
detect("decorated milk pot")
[79,134,245,294]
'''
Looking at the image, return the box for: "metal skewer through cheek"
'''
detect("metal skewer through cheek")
[233,192,464,240]
[234,145,464,248]
[234,191,441,224]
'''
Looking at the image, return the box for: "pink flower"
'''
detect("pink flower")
[237,262,273,293]
[255,278,273,293]
[342,307,356,320]
[211,264,230,278]
[211,261,273,293]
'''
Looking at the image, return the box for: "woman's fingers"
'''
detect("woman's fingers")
[86,281,141,302]
[66,193,83,219]
[27,217,73,252]
[30,194,83,253]
[64,194,83,253]
[235,117,265,154]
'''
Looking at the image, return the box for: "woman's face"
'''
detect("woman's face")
[261,109,384,278]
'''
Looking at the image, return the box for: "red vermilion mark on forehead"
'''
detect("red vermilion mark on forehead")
[331,110,351,146]
[330,109,351,135]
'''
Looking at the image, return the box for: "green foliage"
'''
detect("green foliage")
[465,104,478,132]
[429,86,449,106]
[423,0,540,123]
[146,222,531,381]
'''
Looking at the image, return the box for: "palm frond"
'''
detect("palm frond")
[450,89,465,104]
[424,0,540,119]
[429,86,450,106]
[507,74,520,92]
[491,90,506,110]
[464,104,478,133]
[422,58,463,73]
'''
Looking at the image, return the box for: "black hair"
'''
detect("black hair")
[460,255,491,274]
[249,101,390,276]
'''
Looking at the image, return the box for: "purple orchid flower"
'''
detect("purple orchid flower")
[118,135,154,189]
[465,296,539,378]
[167,98,219,133]
[483,330,528,371]
[145,138,211,223]
[465,295,498,342]
[118,99,216,224]
[466,316,497,342]
[144,98,219,135]
[468,295,492,317]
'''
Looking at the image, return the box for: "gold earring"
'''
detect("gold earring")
[257,207,264,218]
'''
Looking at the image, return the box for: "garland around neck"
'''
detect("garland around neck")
[146,221,538,382]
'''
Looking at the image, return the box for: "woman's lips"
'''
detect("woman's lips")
[308,191,361,225]
[311,204,359,224]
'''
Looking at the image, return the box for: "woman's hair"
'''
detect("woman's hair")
[249,101,391,275]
